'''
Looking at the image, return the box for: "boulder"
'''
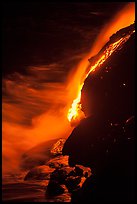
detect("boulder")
[65,176,81,193]
[74,165,84,177]
[67,165,91,178]
[50,167,74,184]
[46,180,65,196]
[67,170,76,177]
[75,165,92,178]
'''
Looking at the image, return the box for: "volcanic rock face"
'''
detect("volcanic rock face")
[82,25,135,119]
[62,24,135,202]
[46,181,66,197]
[46,164,91,196]
[23,138,91,201]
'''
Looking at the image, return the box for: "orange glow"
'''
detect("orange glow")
[67,2,135,124]
[2,2,135,174]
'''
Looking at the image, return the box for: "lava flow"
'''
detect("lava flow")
[67,24,135,124]
[2,2,135,174]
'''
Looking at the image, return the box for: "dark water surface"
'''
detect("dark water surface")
[3,181,47,202]
[2,2,126,76]
[2,168,71,202]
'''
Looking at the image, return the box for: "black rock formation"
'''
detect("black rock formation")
[46,180,65,197]
[46,164,91,196]
[65,176,81,193]
[62,24,135,202]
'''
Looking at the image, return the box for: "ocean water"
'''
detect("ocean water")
[2,180,71,202]
[2,139,71,202]
[2,162,71,202]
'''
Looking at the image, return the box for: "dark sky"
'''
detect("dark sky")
[2,2,127,77]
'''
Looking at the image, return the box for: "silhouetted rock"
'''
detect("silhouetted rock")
[63,24,135,202]
[67,169,76,177]
[68,165,91,178]
[46,180,65,196]
[50,168,70,184]
[46,161,91,197]
[71,175,97,202]
[24,165,54,181]
[74,165,83,177]
[65,176,81,193]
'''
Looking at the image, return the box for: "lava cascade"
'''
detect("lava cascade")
[67,3,135,125]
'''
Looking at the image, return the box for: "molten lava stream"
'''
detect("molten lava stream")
[67,29,135,125]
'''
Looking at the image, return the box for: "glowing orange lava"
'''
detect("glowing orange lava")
[67,29,135,123]
[67,2,135,125]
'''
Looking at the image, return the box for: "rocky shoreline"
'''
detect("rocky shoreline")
[17,138,91,202]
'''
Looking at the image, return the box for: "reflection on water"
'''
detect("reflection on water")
[2,172,71,202]
[2,143,71,202]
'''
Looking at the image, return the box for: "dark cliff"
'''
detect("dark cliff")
[62,24,135,202]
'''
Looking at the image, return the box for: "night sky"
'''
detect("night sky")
[2,2,127,77]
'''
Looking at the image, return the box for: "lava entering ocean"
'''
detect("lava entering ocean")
[2,2,135,174]
[67,25,135,124]
[67,3,135,125]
